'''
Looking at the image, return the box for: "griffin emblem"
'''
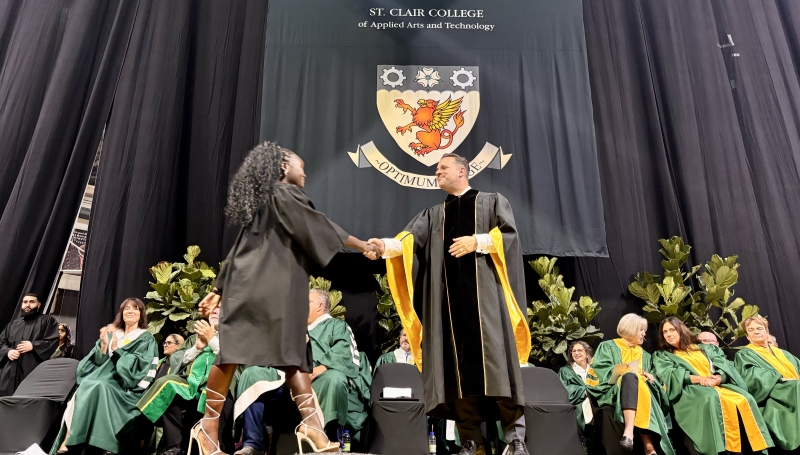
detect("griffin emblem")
[394,97,466,155]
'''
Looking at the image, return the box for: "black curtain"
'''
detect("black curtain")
[76,0,269,355]
[569,0,800,353]
[0,0,135,330]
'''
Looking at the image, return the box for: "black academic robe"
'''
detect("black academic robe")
[0,313,59,396]
[386,190,530,419]
[215,183,348,370]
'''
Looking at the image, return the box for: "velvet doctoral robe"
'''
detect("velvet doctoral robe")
[137,334,216,422]
[215,183,348,370]
[385,190,530,419]
[735,344,800,451]
[0,312,59,396]
[653,344,772,454]
[62,330,159,453]
[309,315,360,427]
[586,339,674,455]
[558,364,592,430]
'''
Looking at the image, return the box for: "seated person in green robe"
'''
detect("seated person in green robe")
[558,341,594,433]
[232,366,286,455]
[735,316,800,452]
[375,329,415,368]
[586,313,674,455]
[154,333,184,377]
[137,307,221,455]
[307,289,363,442]
[654,317,773,455]
[55,298,159,455]
[696,331,719,347]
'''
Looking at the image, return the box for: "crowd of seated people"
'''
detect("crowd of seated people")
[46,290,372,455]
[7,294,798,455]
[561,313,800,455]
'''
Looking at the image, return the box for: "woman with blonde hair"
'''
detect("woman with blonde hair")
[734,316,800,452]
[586,314,673,455]
[653,316,772,454]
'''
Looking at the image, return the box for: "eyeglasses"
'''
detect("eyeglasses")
[163,341,177,346]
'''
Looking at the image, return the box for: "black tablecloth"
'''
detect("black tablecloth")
[369,400,428,455]
[0,359,78,454]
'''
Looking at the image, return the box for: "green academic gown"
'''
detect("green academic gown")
[231,365,285,421]
[309,315,360,428]
[345,352,372,445]
[385,190,531,419]
[558,364,591,431]
[137,334,216,422]
[375,348,415,369]
[63,330,158,453]
[586,339,674,455]
[653,344,773,454]
[215,183,349,370]
[735,345,800,451]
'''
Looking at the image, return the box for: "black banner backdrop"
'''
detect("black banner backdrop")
[260,0,607,256]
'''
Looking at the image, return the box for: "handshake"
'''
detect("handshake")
[355,235,478,260]
[357,238,386,261]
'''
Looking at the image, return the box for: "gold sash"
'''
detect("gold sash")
[746,344,800,380]
[613,339,651,429]
[385,232,423,371]
[675,346,769,452]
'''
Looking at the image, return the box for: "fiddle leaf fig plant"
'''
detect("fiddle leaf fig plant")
[528,257,603,367]
[374,274,403,353]
[628,237,760,347]
[145,245,218,342]
[309,276,346,320]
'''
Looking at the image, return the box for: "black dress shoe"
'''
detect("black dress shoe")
[619,436,634,451]
[162,445,182,455]
[508,439,530,455]
[458,439,486,455]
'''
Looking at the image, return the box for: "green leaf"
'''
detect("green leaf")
[150,262,173,284]
[725,297,746,314]
[147,317,166,335]
[145,291,163,302]
[330,304,347,320]
[740,305,759,321]
[554,339,569,354]
[169,312,191,321]
[184,245,201,264]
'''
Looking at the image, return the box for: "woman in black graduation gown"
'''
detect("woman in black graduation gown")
[190,142,376,455]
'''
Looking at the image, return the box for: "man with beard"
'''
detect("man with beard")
[0,293,59,396]
[366,153,531,455]
[375,329,415,367]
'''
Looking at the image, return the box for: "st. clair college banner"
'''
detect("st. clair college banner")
[260,0,608,256]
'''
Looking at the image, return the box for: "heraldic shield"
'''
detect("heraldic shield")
[377,65,480,167]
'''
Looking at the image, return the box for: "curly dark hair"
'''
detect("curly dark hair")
[58,323,73,347]
[225,141,295,226]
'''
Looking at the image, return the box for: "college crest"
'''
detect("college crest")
[348,65,511,189]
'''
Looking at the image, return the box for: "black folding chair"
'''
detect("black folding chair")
[0,358,79,454]
[368,363,428,455]
[520,367,585,455]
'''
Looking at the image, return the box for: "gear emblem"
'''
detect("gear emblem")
[380,67,406,88]
[450,68,476,90]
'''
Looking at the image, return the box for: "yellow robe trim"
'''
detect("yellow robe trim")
[746,344,800,380]
[675,346,770,452]
[613,339,651,429]
[385,231,424,371]
[488,227,532,364]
